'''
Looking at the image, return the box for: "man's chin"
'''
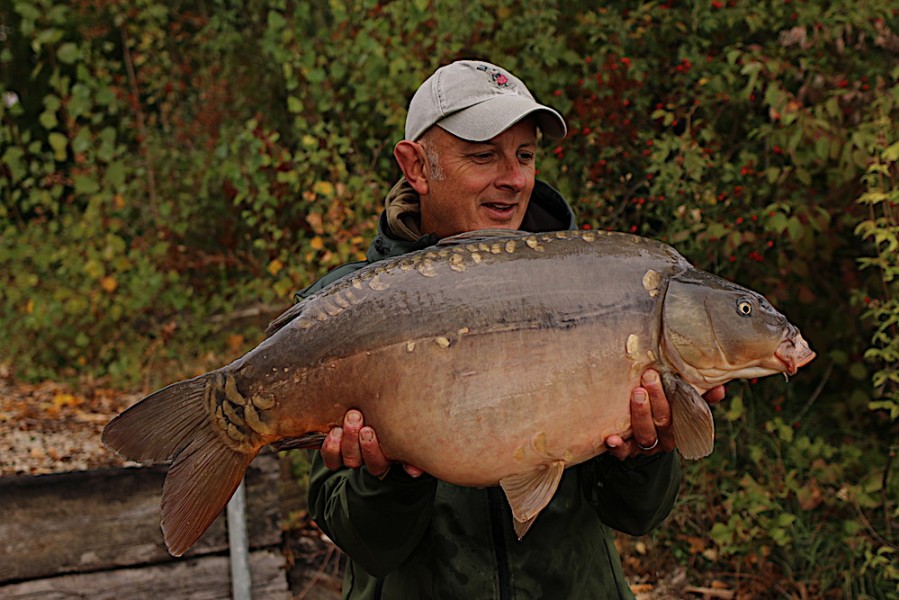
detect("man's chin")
[477,209,524,230]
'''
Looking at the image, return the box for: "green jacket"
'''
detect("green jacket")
[299,181,682,600]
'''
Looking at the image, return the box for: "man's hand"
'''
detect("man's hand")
[605,370,726,460]
[321,409,424,478]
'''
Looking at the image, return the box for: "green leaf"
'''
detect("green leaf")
[2,147,26,180]
[57,42,79,64]
[725,395,744,422]
[710,522,732,545]
[68,84,92,117]
[48,132,68,160]
[267,10,287,29]
[72,128,92,154]
[74,174,100,195]
[884,141,899,162]
[39,110,59,129]
[104,161,126,188]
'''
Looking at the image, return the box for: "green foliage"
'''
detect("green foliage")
[2,0,898,593]
[853,79,899,423]
[671,381,898,597]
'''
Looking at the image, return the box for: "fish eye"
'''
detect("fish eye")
[737,299,753,317]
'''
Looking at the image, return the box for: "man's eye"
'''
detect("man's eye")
[518,153,535,162]
[472,153,493,161]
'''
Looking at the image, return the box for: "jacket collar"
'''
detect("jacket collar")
[367,179,576,262]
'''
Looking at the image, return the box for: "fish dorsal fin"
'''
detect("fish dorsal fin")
[661,371,715,459]
[500,460,566,540]
[438,229,527,246]
[265,301,306,337]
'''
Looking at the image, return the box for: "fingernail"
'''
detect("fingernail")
[607,441,618,449]
[633,389,647,404]
[642,370,659,385]
[360,429,373,442]
[347,411,361,425]
[332,427,343,440]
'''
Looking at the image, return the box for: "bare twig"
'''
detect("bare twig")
[683,586,736,599]
[793,360,833,425]
[883,445,896,539]
[207,302,289,324]
[296,543,341,599]
[854,499,899,551]
[120,25,159,220]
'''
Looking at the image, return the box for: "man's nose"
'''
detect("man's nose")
[495,156,528,191]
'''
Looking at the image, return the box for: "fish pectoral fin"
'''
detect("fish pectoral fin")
[500,460,566,540]
[661,372,715,460]
[513,514,538,540]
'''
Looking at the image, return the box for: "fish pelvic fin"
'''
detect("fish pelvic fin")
[661,371,715,460]
[101,373,256,556]
[271,432,327,451]
[500,460,566,540]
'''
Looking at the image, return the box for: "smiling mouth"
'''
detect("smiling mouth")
[482,202,517,216]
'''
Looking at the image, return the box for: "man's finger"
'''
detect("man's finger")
[403,464,425,478]
[641,370,670,429]
[630,387,658,451]
[359,426,391,477]
[605,435,634,461]
[341,410,364,468]
[703,385,726,405]
[321,427,344,470]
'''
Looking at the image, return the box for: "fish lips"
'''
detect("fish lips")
[774,333,816,375]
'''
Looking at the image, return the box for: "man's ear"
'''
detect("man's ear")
[394,141,429,195]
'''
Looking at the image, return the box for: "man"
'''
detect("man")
[299,60,724,599]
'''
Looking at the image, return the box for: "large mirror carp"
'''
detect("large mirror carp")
[103,229,815,556]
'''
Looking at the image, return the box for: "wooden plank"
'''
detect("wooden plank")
[0,453,281,582]
[0,550,288,600]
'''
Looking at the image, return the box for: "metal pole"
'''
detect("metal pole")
[227,478,252,600]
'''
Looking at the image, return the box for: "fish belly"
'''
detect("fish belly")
[280,319,656,487]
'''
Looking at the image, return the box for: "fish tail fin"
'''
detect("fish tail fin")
[661,372,715,460]
[161,424,254,556]
[102,373,256,556]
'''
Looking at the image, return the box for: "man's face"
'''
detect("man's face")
[419,118,537,238]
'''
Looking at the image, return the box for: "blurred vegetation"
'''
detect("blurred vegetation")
[1,0,897,596]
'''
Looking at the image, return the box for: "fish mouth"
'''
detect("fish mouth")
[774,333,816,375]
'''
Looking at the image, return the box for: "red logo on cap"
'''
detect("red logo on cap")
[476,64,516,89]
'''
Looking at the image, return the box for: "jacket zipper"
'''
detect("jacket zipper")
[487,487,513,600]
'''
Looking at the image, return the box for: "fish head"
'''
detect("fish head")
[662,270,815,389]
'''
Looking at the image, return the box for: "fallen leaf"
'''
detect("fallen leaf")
[100,276,118,293]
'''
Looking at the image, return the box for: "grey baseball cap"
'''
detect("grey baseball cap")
[404,60,567,142]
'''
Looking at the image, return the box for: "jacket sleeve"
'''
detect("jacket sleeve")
[580,451,681,536]
[307,450,438,576]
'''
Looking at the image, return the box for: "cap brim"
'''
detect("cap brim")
[437,95,567,142]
